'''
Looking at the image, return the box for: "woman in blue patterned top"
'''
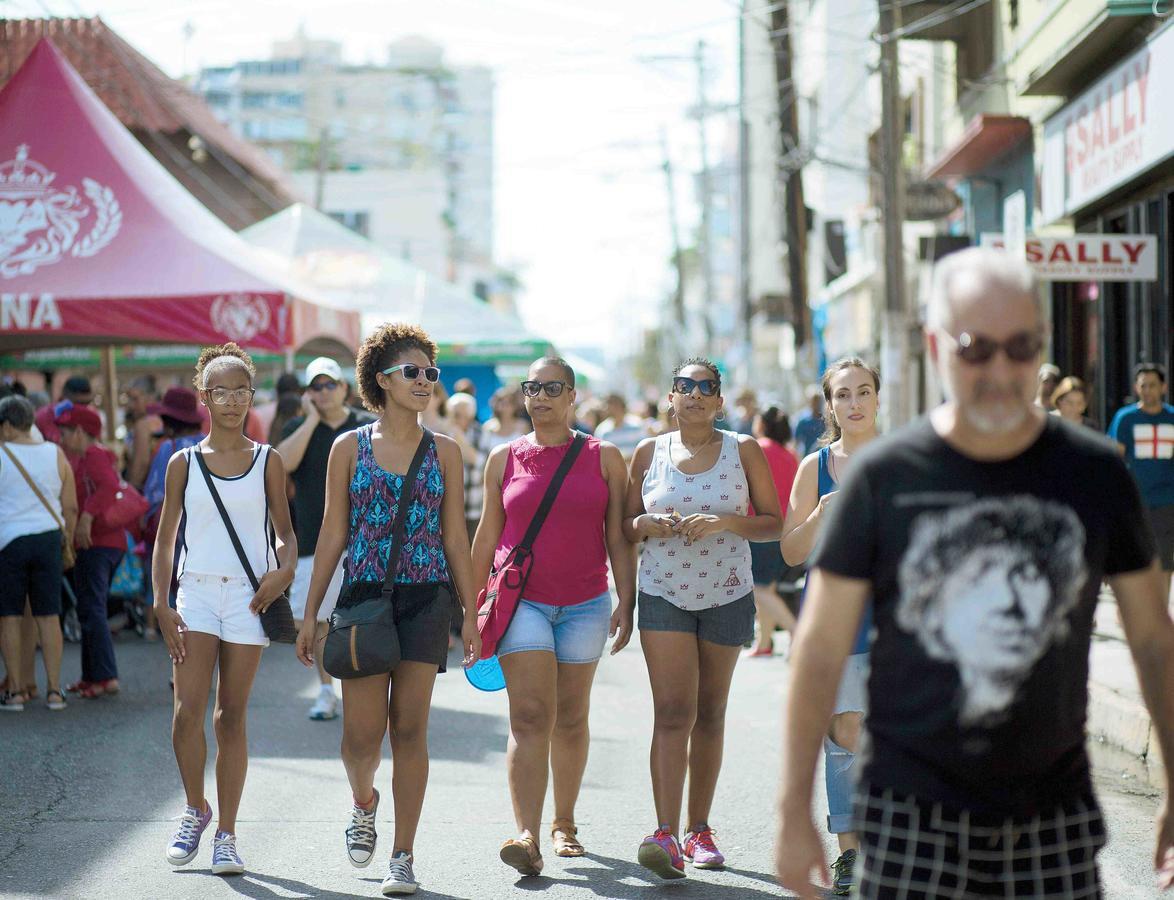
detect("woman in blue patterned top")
[295,323,480,895]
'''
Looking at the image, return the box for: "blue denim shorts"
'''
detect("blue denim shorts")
[637,590,755,647]
[496,591,612,663]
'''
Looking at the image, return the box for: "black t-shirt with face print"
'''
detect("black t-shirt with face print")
[812,414,1155,817]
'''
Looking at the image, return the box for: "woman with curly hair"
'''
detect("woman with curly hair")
[623,357,783,880]
[151,343,297,877]
[295,322,480,895]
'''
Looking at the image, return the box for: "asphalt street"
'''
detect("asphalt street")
[0,619,1165,899]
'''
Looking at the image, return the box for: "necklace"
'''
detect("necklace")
[678,429,717,455]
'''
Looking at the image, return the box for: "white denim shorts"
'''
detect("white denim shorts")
[834,651,869,715]
[176,572,268,646]
[290,555,344,623]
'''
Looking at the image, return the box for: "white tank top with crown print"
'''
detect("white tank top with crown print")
[638,429,752,611]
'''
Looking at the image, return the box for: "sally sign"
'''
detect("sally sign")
[1042,24,1173,221]
[980,234,1157,282]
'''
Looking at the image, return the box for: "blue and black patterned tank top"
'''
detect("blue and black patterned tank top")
[818,445,872,654]
[344,424,449,589]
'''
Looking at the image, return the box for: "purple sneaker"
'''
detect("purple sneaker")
[684,826,725,869]
[166,802,213,866]
[637,828,686,880]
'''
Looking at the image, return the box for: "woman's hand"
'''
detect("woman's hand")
[775,813,830,899]
[156,605,187,664]
[75,513,93,550]
[295,618,318,668]
[675,513,726,544]
[813,491,836,520]
[249,568,294,615]
[609,603,634,654]
[461,615,482,668]
[636,513,678,540]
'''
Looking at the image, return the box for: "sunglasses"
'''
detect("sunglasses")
[940,330,1043,365]
[308,380,341,393]
[520,380,568,398]
[381,364,441,383]
[672,376,721,397]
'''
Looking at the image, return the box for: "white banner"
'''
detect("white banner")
[1042,23,1174,222]
[979,234,1157,282]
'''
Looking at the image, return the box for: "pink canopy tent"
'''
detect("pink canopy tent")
[0,39,359,356]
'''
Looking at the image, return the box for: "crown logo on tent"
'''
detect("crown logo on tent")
[0,145,55,198]
[0,144,122,278]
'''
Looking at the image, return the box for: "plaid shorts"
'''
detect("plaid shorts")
[855,784,1106,898]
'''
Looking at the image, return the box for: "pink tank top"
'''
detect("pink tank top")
[495,434,610,606]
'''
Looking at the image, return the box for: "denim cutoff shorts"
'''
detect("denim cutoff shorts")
[637,590,755,647]
[496,591,612,663]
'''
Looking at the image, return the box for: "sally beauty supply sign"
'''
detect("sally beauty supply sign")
[1042,23,1173,222]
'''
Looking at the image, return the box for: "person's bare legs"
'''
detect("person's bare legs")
[387,660,440,854]
[685,640,741,831]
[550,661,600,827]
[340,671,392,806]
[751,584,796,653]
[829,711,863,853]
[33,615,62,696]
[0,616,26,701]
[640,630,700,835]
[212,641,263,835]
[500,650,558,843]
[171,632,220,811]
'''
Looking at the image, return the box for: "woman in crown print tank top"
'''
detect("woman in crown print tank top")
[623,357,784,879]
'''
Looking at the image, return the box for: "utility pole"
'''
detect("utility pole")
[314,126,330,211]
[770,0,809,347]
[661,128,688,333]
[694,39,716,345]
[877,0,911,426]
[737,2,754,381]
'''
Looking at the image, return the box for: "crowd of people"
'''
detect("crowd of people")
[0,248,1172,897]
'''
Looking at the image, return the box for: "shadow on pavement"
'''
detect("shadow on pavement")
[540,852,793,897]
[173,869,471,899]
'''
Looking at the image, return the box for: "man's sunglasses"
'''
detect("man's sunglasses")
[672,376,721,397]
[940,331,1043,366]
[381,364,441,383]
[521,380,568,398]
[308,380,341,393]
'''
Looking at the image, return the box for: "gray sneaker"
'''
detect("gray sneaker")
[346,788,379,867]
[381,851,417,895]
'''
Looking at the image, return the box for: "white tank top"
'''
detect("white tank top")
[0,442,63,552]
[638,429,753,610]
[179,444,275,579]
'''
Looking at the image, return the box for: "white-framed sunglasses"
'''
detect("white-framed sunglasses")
[381,363,441,383]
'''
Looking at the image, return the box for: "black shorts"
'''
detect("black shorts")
[0,530,63,617]
[855,784,1106,898]
[339,580,454,673]
[1147,503,1174,571]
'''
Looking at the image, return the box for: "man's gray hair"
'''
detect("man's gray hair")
[927,247,1039,330]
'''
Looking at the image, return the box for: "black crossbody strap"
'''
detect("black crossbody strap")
[381,427,435,592]
[194,445,263,592]
[516,433,587,554]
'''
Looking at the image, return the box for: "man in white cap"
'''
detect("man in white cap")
[278,357,374,720]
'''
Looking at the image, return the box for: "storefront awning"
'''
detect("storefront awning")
[926,115,1032,180]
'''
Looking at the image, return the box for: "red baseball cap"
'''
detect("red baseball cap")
[55,404,102,438]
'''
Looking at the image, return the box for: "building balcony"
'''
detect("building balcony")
[1018,0,1154,96]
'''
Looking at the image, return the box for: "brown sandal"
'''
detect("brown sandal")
[499,836,543,876]
[551,819,585,857]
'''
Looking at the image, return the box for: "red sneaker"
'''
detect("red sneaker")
[638,828,686,880]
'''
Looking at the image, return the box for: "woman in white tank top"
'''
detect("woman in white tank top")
[150,343,296,878]
[623,358,783,879]
[0,395,77,712]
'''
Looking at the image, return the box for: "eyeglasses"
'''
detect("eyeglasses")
[940,330,1043,365]
[520,380,568,398]
[308,380,341,393]
[207,388,256,406]
[381,364,441,383]
[672,376,721,397]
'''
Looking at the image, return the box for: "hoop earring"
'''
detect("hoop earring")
[716,409,726,422]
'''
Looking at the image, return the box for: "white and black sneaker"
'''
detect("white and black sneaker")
[346,788,379,867]
[210,830,245,876]
[381,851,417,895]
[308,685,338,720]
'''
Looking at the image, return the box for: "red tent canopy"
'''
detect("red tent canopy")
[0,39,359,354]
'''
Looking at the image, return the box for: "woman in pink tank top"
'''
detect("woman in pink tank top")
[472,357,636,876]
